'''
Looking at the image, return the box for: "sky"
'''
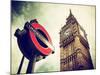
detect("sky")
[11,1,96,74]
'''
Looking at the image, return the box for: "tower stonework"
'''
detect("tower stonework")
[60,10,94,71]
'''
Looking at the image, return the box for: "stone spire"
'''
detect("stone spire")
[69,9,72,16]
[66,9,73,20]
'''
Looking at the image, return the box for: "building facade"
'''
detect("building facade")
[60,10,94,71]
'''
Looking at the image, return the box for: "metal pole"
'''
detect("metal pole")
[17,56,25,74]
[26,55,36,73]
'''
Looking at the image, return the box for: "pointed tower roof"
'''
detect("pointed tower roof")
[66,9,79,25]
[66,9,74,20]
[69,9,72,16]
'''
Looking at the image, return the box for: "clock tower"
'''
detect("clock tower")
[60,10,94,71]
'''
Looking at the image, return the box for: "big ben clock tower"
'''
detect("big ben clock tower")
[60,10,94,71]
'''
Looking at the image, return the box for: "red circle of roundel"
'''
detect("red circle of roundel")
[29,23,52,56]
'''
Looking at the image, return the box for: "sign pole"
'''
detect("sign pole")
[17,56,25,74]
[26,55,37,73]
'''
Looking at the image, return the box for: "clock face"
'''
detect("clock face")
[64,28,71,36]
